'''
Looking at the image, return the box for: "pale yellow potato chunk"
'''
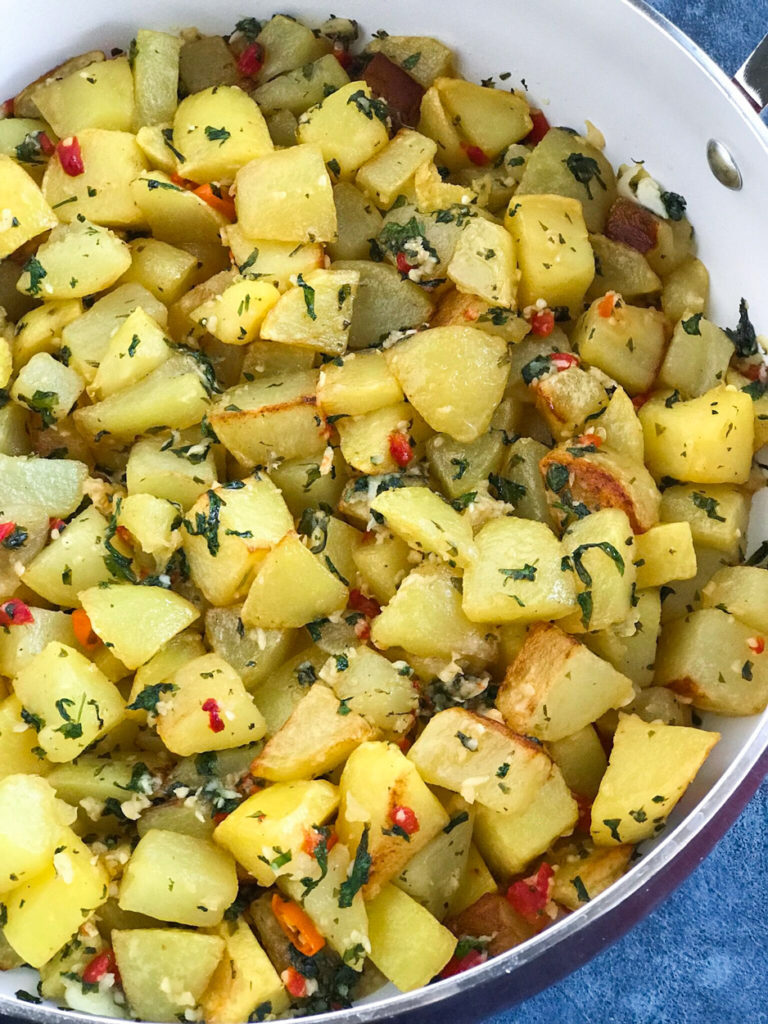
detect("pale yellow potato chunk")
[366,884,456,991]
[0,155,57,259]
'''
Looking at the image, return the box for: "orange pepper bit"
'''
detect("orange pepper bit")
[72,608,102,651]
[194,183,236,221]
[597,291,619,318]
[271,892,326,957]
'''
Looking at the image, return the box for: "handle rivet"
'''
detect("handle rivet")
[707,138,743,190]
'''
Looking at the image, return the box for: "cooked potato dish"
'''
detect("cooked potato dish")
[2,11,766,1021]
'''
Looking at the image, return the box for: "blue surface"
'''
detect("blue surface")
[490,7,768,1022]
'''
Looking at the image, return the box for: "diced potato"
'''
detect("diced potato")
[658,315,732,398]
[386,326,509,443]
[179,34,239,94]
[0,403,30,456]
[80,583,199,669]
[462,516,576,624]
[413,160,478,212]
[114,929,225,1023]
[437,78,531,159]
[333,258,434,350]
[269,449,347,519]
[654,608,768,715]
[473,767,578,878]
[352,530,412,605]
[546,725,608,800]
[11,351,85,424]
[489,436,550,523]
[12,299,82,371]
[0,156,56,258]
[119,829,237,926]
[254,52,350,116]
[3,829,109,967]
[13,642,124,762]
[317,349,403,417]
[505,194,594,312]
[572,296,668,395]
[133,29,182,127]
[45,753,157,807]
[447,842,498,917]
[661,256,709,324]
[30,56,135,135]
[213,779,339,885]
[626,685,693,728]
[659,484,749,559]
[371,561,496,661]
[371,485,474,567]
[190,278,281,346]
[583,587,662,688]
[241,533,348,629]
[320,645,417,736]
[260,268,358,355]
[586,234,661,302]
[250,647,328,737]
[559,508,636,632]
[699,565,768,633]
[172,86,272,182]
[447,218,518,308]
[550,838,633,910]
[639,386,754,484]
[127,630,206,721]
[356,129,437,208]
[531,364,607,440]
[337,741,449,896]
[210,606,296,689]
[235,144,337,243]
[0,695,49,778]
[0,774,69,893]
[202,918,289,1023]
[367,36,454,89]
[634,521,697,589]
[599,385,645,462]
[224,227,325,292]
[417,84,466,170]
[88,307,172,400]
[126,434,217,510]
[130,171,230,247]
[366,884,456,991]
[0,452,87,521]
[253,15,330,84]
[298,83,390,177]
[498,623,633,741]
[590,713,719,845]
[120,237,198,304]
[16,219,131,300]
[408,707,552,813]
[135,122,177,174]
[42,129,149,227]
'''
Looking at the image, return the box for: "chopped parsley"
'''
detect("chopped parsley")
[338,826,371,907]
[204,125,231,145]
[681,312,702,335]
[563,153,607,200]
[346,89,390,125]
[296,273,317,321]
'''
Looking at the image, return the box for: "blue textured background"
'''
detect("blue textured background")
[490,7,768,1021]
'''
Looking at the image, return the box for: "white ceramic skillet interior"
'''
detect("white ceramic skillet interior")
[1,0,768,1021]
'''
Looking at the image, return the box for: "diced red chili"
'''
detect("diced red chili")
[57,136,84,176]
[530,309,555,337]
[0,600,34,627]
[38,131,55,155]
[348,589,381,619]
[576,433,603,448]
[440,948,487,978]
[82,948,120,986]
[597,292,618,318]
[397,735,413,754]
[525,109,551,146]
[390,804,419,835]
[632,391,651,411]
[333,42,353,69]
[396,251,413,275]
[461,141,490,166]
[49,517,67,533]
[1,98,14,118]
[302,826,338,858]
[0,522,17,544]
[237,41,265,77]
[748,636,765,655]
[388,431,414,467]
[506,862,554,924]
[202,698,225,733]
[281,966,307,999]
[574,792,593,833]
[549,352,579,372]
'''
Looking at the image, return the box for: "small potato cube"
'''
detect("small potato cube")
[0,155,57,259]
[572,296,668,396]
[252,682,374,781]
[80,583,199,670]
[546,725,608,801]
[352,531,412,605]
[550,838,633,910]
[3,829,109,967]
[13,642,125,762]
[269,449,347,520]
[235,144,337,242]
[0,452,88,521]
[366,36,454,89]
[559,508,636,633]
[371,485,475,567]
[298,83,389,177]
[590,713,719,846]
[172,86,273,182]
[213,779,339,885]
[119,829,238,927]
[317,349,403,416]
[366,884,456,991]
[182,475,293,607]
[699,565,768,633]
[0,696,49,778]
[12,299,83,371]
[447,218,519,308]
[260,268,358,355]
[202,918,289,1023]
[587,233,661,302]
[370,562,496,661]
[11,351,85,424]
[413,161,477,214]
[437,78,532,159]
[505,194,594,312]
[659,484,749,559]
[661,257,709,325]
[386,326,509,443]
[599,385,645,462]
[658,315,732,398]
[120,238,198,304]
[118,493,179,560]
[654,607,768,715]
[205,607,292,693]
[327,181,384,261]
[253,52,350,116]
[190,278,281,346]
[462,517,576,624]
[252,15,330,84]
[133,29,181,127]
[337,741,449,896]
[531,365,607,441]
[639,386,754,484]
[240,533,348,629]
[16,220,131,300]
[88,307,172,400]
[0,775,69,894]
[583,587,661,688]
[408,707,552,814]
[473,767,578,877]
[130,171,229,247]
[447,843,498,917]
[320,645,418,735]
[494,436,552,522]
[156,653,267,756]
[224,226,326,290]
[115,929,225,1024]
[126,435,216,510]
[498,623,634,742]
[30,56,135,135]
[356,129,437,208]
[634,521,697,589]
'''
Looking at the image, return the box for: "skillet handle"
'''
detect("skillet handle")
[733,32,768,112]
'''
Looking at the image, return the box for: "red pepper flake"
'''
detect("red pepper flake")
[506,862,554,924]
[57,136,85,176]
[397,735,413,754]
[237,41,265,77]
[747,636,765,655]
[302,826,338,858]
[574,793,592,833]
[597,291,619,318]
[202,698,225,733]
[388,431,414,468]
[440,948,487,978]
[576,432,603,448]
[212,811,230,825]
[0,522,17,544]
[333,42,353,69]
[530,309,555,337]
[525,109,551,146]
[349,589,381,619]
[82,948,120,986]
[115,525,132,545]
[632,391,651,411]
[743,363,764,382]
[38,131,55,156]
[0,599,34,628]
[281,966,307,999]
[353,618,371,641]
[1,98,14,118]
[396,251,413,275]
[49,517,67,534]
[390,804,419,835]
[460,141,490,166]
[549,352,579,372]
[170,172,197,190]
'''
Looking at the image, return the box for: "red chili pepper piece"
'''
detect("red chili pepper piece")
[390,804,419,835]
[49,517,67,533]
[530,309,555,337]
[526,109,551,145]
[440,948,487,979]
[396,251,413,275]
[748,636,765,655]
[333,42,353,69]
[348,588,381,619]
[38,131,55,155]
[397,735,413,754]
[506,862,554,924]
[1,98,14,118]
[82,948,120,986]
[577,432,603,448]
[57,136,84,176]
[632,391,651,411]
[0,599,34,628]
[549,352,579,372]
[0,522,17,544]
[388,431,414,467]
[461,141,490,166]
[281,966,307,999]
[237,41,265,77]
[302,826,338,858]
[202,698,225,733]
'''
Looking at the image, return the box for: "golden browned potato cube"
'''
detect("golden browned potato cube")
[356,128,437,208]
[30,56,135,135]
[190,279,280,346]
[297,83,389,177]
[371,485,475,567]
[202,918,289,1024]
[317,349,403,416]
[437,78,532,159]
[550,837,633,910]
[0,155,58,259]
